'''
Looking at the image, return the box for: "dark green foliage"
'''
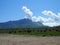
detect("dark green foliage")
[0,27,60,36]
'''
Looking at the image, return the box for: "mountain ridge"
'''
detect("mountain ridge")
[0,18,45,28]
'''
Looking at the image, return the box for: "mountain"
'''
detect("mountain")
[0,18,44,29]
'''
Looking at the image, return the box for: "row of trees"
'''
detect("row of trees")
[0,27,60,33]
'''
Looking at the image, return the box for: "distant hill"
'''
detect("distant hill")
[0,18,45,28]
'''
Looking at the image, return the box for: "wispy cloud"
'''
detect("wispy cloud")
[22,6,33,19]
[22,6,43,22]
[22,6,60,27]
[42,10,60,19]
[42,10,60,27]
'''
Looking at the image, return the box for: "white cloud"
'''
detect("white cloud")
[43,22,60,27]
[42,10,60,19]
[24,16,28,19]
[42,10,60,27]
[22,6,60,27]
[22,6,33,19]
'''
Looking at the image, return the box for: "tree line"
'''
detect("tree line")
[0,27,60,33]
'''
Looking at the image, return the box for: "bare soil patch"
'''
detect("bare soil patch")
[0,34,60,45]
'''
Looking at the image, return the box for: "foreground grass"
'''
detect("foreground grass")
[8,31,60,36]
[0,29,60,36]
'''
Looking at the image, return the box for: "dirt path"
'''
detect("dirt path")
[0,34,60,45]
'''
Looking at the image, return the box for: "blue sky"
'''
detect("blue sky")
[0,0,60,27]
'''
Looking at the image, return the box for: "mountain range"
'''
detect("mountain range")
[0,18,47,29]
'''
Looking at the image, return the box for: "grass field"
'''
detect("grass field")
[8,31,60,36]
[0,28,60,36]
[0,31,60,36]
